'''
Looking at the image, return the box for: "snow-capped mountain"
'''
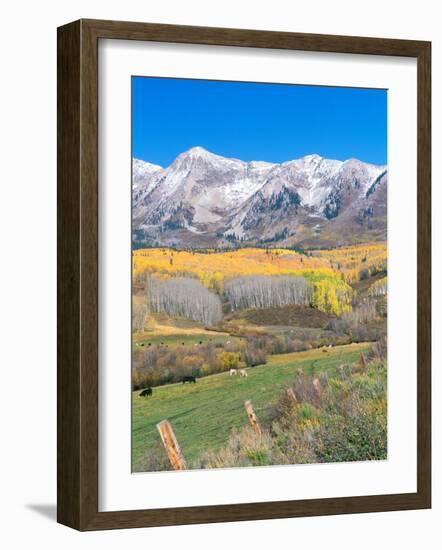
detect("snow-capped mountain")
[132,158,163,188]
[133,147,275,227]
[132,158,164,204]
[132,147,387,248]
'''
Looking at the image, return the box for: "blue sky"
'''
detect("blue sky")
[132,76,387,167]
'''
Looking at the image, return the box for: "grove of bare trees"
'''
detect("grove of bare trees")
[146,275,222,326]
[224,275,312,311]
[132,302,148,332]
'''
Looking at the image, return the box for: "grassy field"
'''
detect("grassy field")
[134,331,236,348]
[132,342,370,470]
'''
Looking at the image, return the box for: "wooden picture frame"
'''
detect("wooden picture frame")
[57,18,431,531]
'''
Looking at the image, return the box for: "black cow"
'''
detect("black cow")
[182,376,196,384]
[139,387,153,398]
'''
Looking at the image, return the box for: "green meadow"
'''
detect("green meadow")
[132,342,370,470]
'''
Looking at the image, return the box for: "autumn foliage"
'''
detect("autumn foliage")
[132,246,384,316]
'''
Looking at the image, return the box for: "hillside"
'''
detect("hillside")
[132,342,371,470]
[133,243,387,285]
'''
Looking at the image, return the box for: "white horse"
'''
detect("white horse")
[229,369,238,376]
[239,369,248,377]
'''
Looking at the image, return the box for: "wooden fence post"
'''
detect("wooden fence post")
[244,400,262,435]
[157,419,187,471]
[286,388,297,402]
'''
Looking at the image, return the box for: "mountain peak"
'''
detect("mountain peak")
[175,146,231,166]
[176,147,253,171]
[189,146,207,152]
[302,153,323,162]
[132,158,164,190]
[185,146,215,158]
[132,158,163,171]
[343,157,366,166]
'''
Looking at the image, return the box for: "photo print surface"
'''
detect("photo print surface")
[131,76,388,472]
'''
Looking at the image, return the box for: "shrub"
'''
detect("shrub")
[315,398,387,462]
[242,339,267,367]
[195,358,387,467]
[218,351,240,371]
[372,336,387,361]
[136,441,172,472]
[286,338,308,352]
[195,427,282,469]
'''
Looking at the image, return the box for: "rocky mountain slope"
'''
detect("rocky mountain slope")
[132,147,387,248]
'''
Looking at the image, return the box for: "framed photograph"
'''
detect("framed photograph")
[57,19,431,530]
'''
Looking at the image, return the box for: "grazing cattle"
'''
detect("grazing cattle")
[322,348,328,353]
[239,369,248,377]
[139,387,152,398]
[182,376,196,384]
[140,343,145,347]
[229,369,238,376]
